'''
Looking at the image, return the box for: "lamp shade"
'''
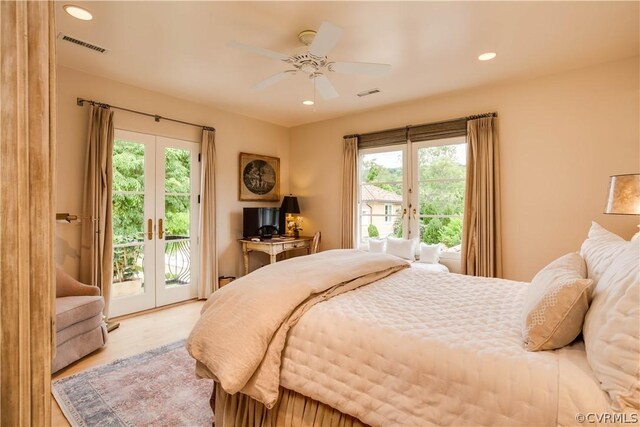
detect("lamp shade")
[604,174,640,215]
[280,195,300,214]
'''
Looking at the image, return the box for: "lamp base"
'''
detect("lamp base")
[284,213,296,236]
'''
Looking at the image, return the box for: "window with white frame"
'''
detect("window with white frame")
[412,139,466,252]
[357,137,466,254]
[358,148,405,245]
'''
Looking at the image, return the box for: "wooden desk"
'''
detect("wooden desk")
[240,236,312,275]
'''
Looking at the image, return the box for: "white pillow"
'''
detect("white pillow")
[386,237,418,260]
[418,243,441,264]
[368,238,386,253]
[580,222,628,283]
[583,239,639,411]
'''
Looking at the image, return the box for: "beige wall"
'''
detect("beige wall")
[56,66,290,279]
[290,57,640,281]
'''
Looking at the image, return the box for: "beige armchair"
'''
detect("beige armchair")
[53,267,108,373]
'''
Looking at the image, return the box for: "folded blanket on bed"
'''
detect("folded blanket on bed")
[186,249,409,408]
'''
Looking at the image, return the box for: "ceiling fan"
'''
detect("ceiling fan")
[229,21,392,100]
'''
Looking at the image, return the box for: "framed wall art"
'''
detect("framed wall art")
[238,152,280,201]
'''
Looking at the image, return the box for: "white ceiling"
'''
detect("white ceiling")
[56,1,639,127]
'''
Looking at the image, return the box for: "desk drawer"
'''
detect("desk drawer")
[284,241,308,250]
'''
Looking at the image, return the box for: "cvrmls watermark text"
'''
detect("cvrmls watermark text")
[575,412,638,424]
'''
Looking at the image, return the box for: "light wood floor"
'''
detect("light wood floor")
[51,300,205,427]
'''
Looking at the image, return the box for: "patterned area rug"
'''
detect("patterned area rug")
[52,340,213,427]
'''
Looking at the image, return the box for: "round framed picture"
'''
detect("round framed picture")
[238,152,280,201]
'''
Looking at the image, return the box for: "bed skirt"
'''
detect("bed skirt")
[213,383,368,427]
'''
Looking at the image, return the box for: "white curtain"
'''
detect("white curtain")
[199,129,218,298]
[341,136,358,249]
[79,105,114,317]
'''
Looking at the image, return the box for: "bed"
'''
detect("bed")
[187,233,639,427]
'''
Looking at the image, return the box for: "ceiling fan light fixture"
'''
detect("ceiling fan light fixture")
[478,52,497,61]
[63,4,93,21]
[302,100,314,106]
[298,30,317,46]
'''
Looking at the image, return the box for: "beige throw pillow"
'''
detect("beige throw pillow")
[523,252,594,351]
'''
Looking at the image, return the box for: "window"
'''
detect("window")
[384,204,393,223]
[412,140,466,251]
[357,137,466,253]
[358,148,405,246]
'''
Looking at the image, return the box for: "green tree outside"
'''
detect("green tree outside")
[112,141,192,282]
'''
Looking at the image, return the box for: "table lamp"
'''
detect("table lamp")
[281,195,301,237]
[604,173,640,239]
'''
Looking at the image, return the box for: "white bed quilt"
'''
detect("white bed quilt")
[280,267,613,426]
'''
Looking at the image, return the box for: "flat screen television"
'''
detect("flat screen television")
[243,207,281,239]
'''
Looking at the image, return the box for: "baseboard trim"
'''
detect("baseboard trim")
[108,298,201,323]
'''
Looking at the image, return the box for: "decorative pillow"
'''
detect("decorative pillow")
[522,252,594,351]
[368,238,386,253]
[386,237,418,260]
[418,243,440,264]
[583,239,639,411]
[580,222,628,283]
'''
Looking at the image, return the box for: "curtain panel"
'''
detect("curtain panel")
[199,129,218,297]
[461,117,503,278]
[0,1,57,424]
[79,105,115,318]
[341,137,358,249]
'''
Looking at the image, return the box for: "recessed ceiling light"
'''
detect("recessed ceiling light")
[478,52,497,61]
[302,100,314,106]
[63,5,93,21]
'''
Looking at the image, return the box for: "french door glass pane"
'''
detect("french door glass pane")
[164,147,192,289]
[112,139,147,298]
[165,148,191,193]
[359,150,403,243]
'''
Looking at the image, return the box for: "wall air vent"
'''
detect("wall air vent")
[357,88,381,97]
[58,33,108,53]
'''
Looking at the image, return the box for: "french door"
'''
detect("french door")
[110,129,200,318]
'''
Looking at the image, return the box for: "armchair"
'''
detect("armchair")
[53,267,108,373]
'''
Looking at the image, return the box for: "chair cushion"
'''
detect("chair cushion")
[56,313,104,346]
[56,296,104,332]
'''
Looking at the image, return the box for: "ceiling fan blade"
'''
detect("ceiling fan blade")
[329,61,392,76]
[309,21,344,57]
[228,41,289,61]
[313,74,339,100]
[251,71,294,91]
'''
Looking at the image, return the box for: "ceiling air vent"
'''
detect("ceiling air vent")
[58,33,108,53]
[357,88,381,97]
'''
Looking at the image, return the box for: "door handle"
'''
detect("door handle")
[147,219,153,240]
[158,218,164,239]
[401,208,407,218]
[412,208,417,220]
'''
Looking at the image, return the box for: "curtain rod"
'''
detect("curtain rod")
[76,98,215,132]
[343,112,497,139]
